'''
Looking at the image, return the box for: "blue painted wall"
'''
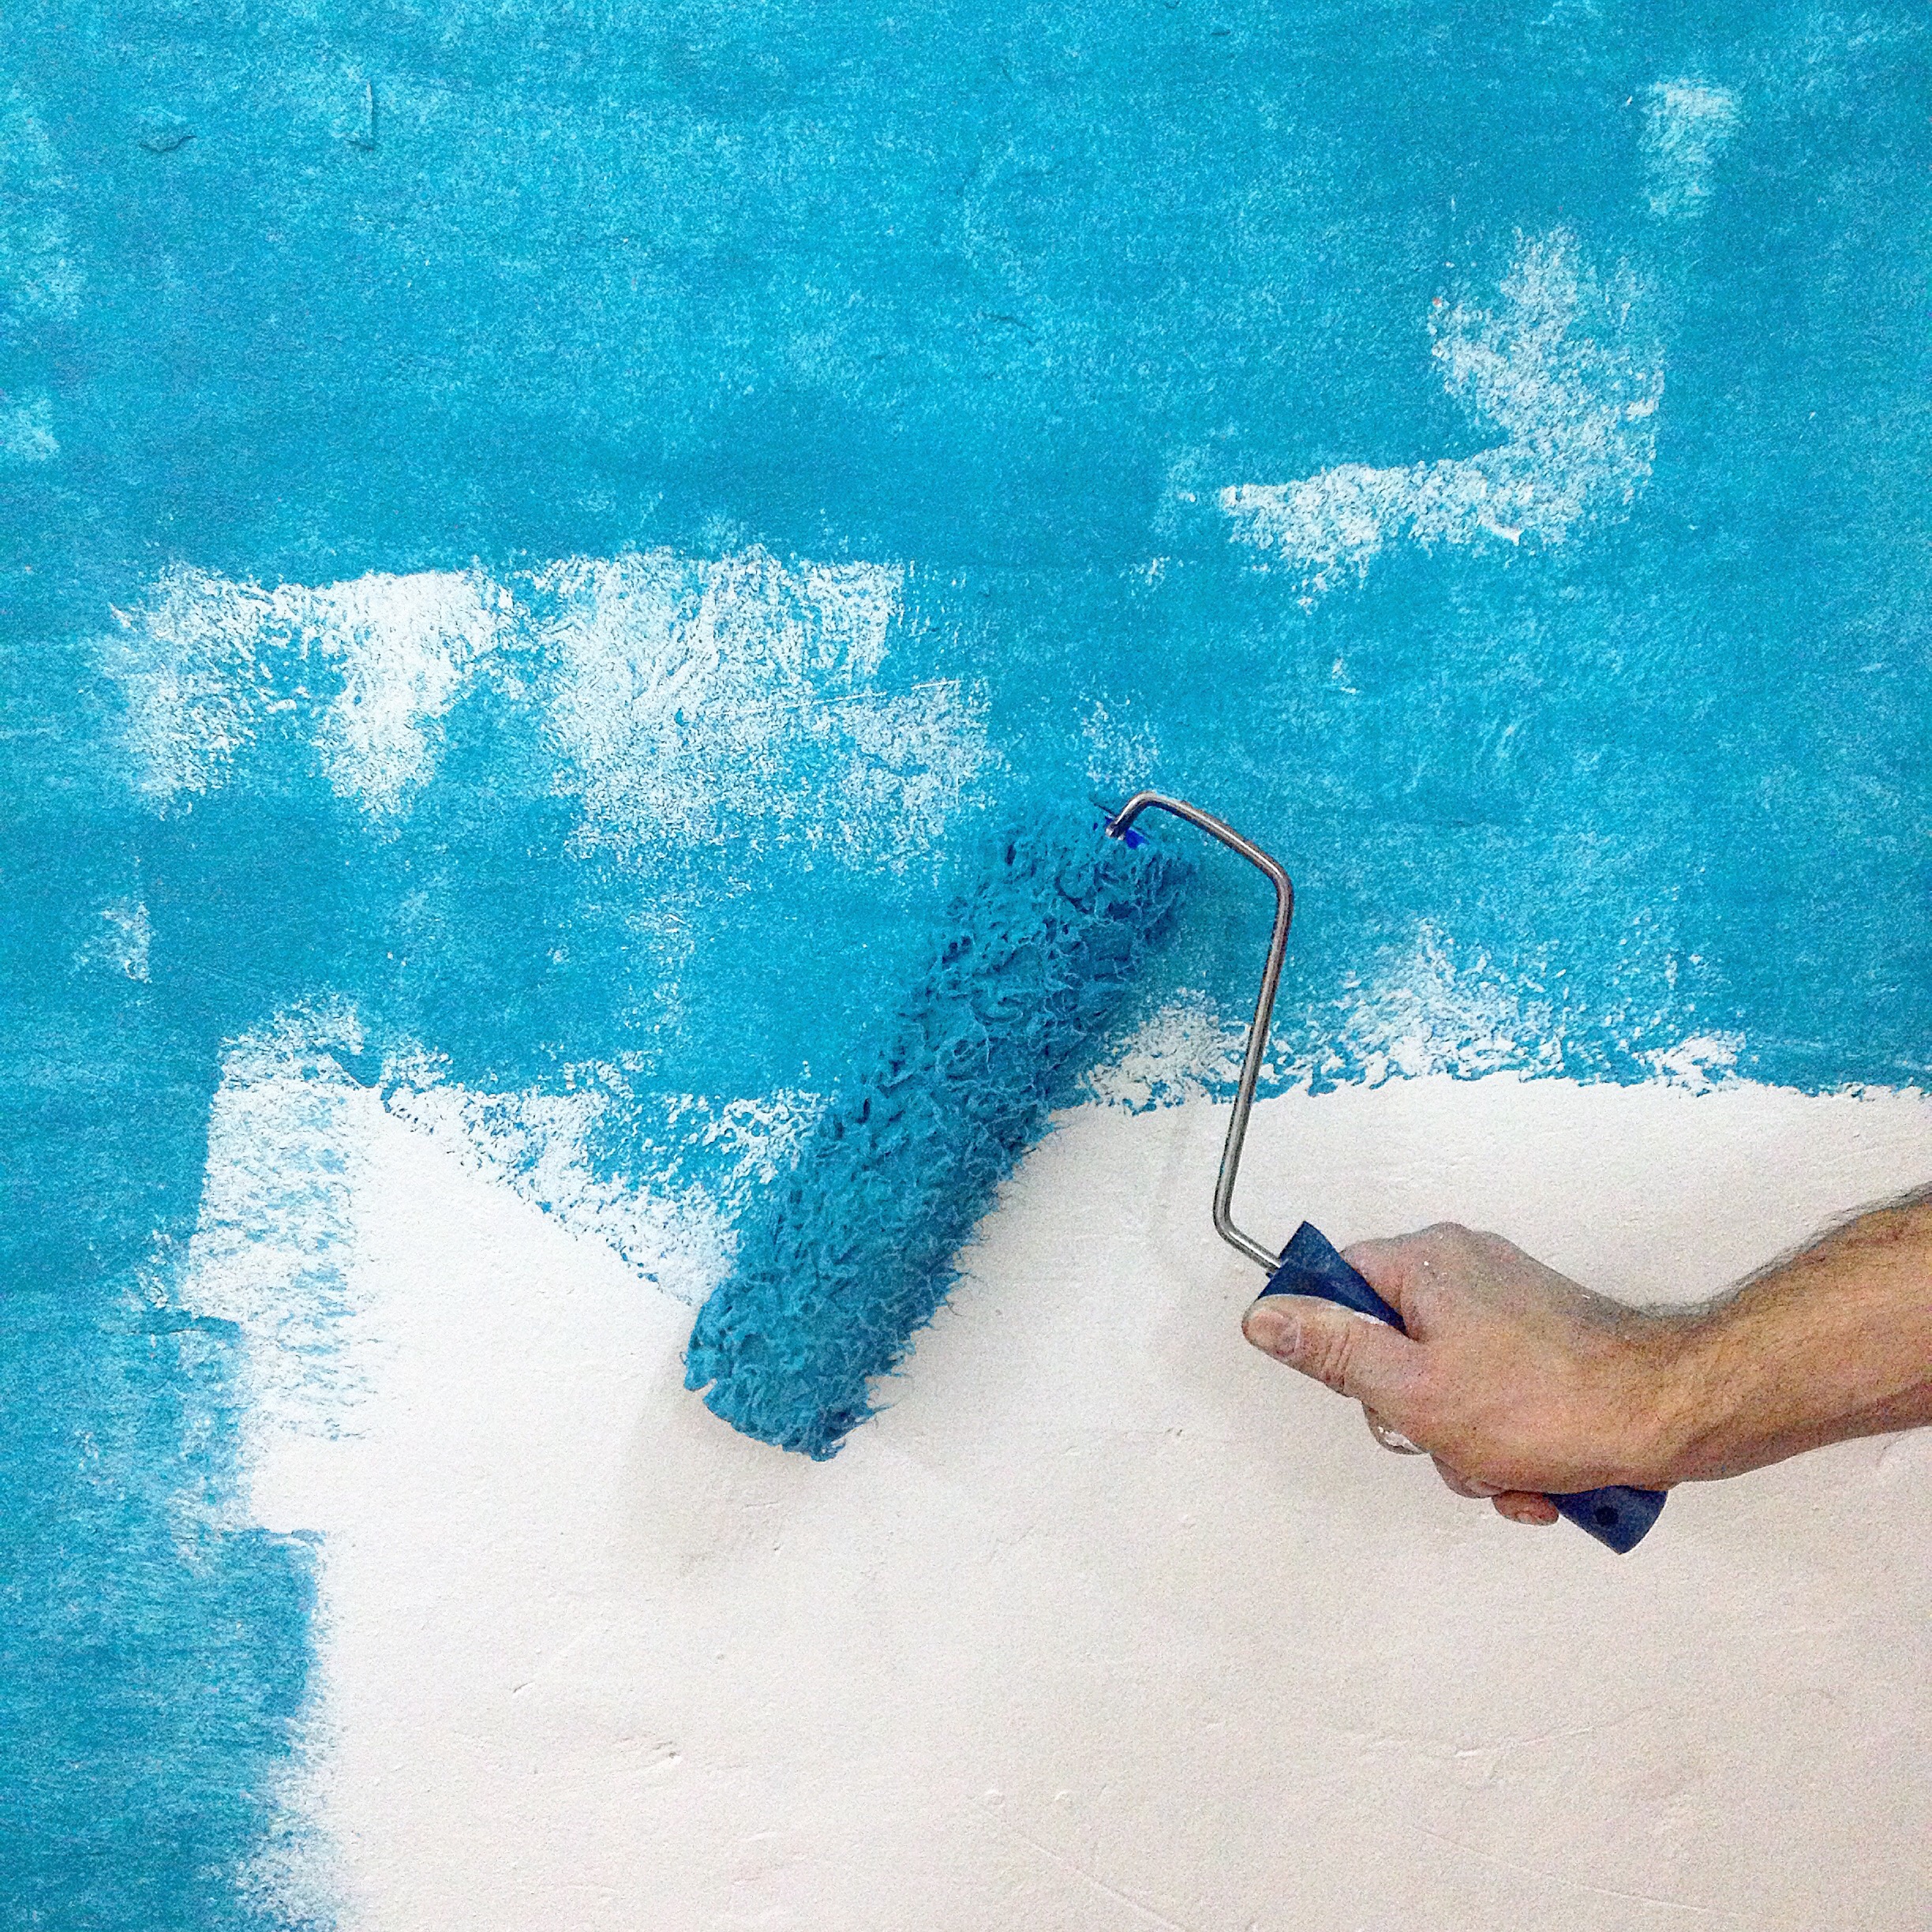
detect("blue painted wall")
[2,3,1926,1921]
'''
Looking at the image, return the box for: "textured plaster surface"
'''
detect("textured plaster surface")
[7,5,1930,1915]
[228,1074,1932,1929]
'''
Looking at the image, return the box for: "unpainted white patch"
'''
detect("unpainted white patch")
[538,547,988,863]
[1642,80,1742,219]
[1223,231,1664,596]
[237,1708,346,1932]
[295,571,512,814]
[657,1086,822,1204]
[1304,916,1728,1089]
[0,391,56,463]
[1325,925,1565,1085]
[105,565,511,813]
[225,1070,1932,1929]
[1094,951,1751,1103]
[177,1006,380,1455]
[829,680,992,862]
[1646,1029,1744,1090]
[1085,989,1249,1109]
[103,546,987,861]
[92,897,152,980]
[106,565,279,801]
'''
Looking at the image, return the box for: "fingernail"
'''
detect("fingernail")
[1243,1301,1298,1361]
[1497,1496,1557,1526]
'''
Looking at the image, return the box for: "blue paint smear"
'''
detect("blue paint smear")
[2,2,1929,1919]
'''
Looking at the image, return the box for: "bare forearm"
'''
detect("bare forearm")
[1657,1191,1932,1484]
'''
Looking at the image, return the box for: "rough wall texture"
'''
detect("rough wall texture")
[2,2,1926,1922]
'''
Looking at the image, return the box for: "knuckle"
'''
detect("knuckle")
[1416,1223,1476,1273]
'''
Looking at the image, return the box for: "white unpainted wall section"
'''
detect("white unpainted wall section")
[215,1074,1932,1930]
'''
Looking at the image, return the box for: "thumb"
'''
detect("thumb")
[1242,1294,1424,1413]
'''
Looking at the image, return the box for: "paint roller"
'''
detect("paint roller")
[683,803,1192,1458]
[684,792,1664,1552]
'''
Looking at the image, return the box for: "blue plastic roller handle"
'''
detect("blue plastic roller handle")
[1258,1222,1668,1555]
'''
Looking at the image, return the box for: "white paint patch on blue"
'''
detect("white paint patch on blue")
[99,897,150,979]
[1083,988,1249,1110]
[1222,231,1664,595]
[1642,80,1742,219]
[102,546,990,863]
[177,1006,381,1449]
[1088,922,1736,1110]
[104,564,512,813]
[1325,924,1568,1085]
[103,567,275,801]
[301,571,513,816]
[70,893,152,981]
[1642,1030,1747,1090]
[537,549,989,865]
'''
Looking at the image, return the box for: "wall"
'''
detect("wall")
[2,2,1928,1925]
[202,1070,1932,1929]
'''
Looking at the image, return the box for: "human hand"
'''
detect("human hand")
[1241,1223,1687,1526]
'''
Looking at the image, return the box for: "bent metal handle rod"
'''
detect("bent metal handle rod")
[1103,789,1292,1272]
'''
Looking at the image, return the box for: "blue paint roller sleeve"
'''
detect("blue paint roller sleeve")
[684,808,1192,1458]
[1260,1222,1668,1553]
